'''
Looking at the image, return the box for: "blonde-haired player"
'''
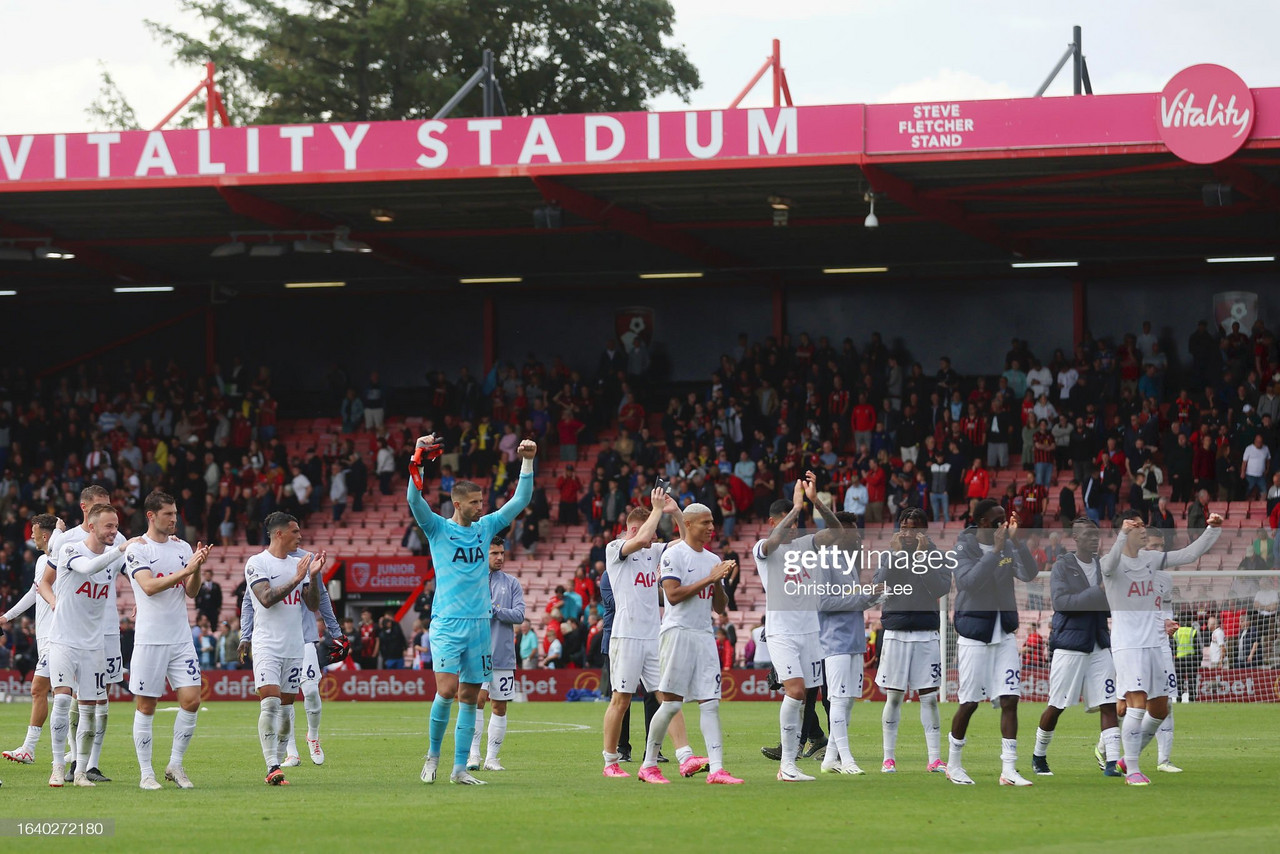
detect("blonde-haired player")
[638,503,742,785]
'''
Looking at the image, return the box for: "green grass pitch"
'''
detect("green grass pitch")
[0,699,1276,852]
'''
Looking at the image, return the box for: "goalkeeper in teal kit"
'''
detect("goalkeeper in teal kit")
[408,432,537,785]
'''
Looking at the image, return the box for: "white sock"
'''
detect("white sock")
[830,696,853,765]
[282,705,297,760]
[22,724,41,754]
[67,701,79,762]
[76,702,96,770]
[50,694,72,770]
[1033,726,1054,758]
[1156,710,1174,764]
[948,733,965,770]
[471,708,485,756]
[603,751,619,767]
[1102,726,1121,762]
[1139,710,1163,754]
[699,700,724,774]
[675,744,694,764]
[1000,737,1018,776]
[258,697,281,769]
[642,701,680,769]
[277,703,294,763]
[780,695,804,766]
[88,700,108,770]
[486,713,507,762]
[134,710,154,778]
[882,690,903,761]
[919,693,942,763]
[1121,707,1144,776]
[170,709,197,767]
[302,682,322,741]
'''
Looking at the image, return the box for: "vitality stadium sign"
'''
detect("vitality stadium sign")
[3,65,1279,190]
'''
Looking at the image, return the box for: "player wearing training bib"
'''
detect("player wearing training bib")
[755,476,828,783]
[468,537,526,772]
[873,508,953,775]
[1032,516,1121,778]
[638,503,742,785]
[599,490,704,780]
[47,502,135,789]
[410,432,536,787]
[246,512,326,787]
[125,491,211,790]
[1101,510,1221,785]
[947,499,1038,787]
[47,485,127,784]
[814,508,887,776]
[2,514,60,767]
[241,562,342,769]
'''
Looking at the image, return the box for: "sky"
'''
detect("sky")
[1,0,1278,134]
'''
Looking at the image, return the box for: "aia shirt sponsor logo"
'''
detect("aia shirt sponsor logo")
[75,581,110,599]
[1128,580,1154,597]
[634,571,657,588]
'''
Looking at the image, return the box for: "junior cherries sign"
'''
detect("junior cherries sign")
[1159,64,1255,164]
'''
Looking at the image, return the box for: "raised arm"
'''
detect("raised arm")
[486,440,538,532]
[804,471,841,531]
[302,552,327,611]
[620,488,668,557]
[760,480,804,558]
[182,542,209,598]
[1099,528,1127,577]
[1164,518,1223,567]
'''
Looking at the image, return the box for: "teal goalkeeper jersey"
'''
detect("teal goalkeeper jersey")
[407,473,532,622]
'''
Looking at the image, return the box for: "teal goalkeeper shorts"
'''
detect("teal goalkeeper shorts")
[429,617,492,684]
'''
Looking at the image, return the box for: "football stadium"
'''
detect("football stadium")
[0,4,1278,851]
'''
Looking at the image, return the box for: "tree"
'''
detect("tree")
[85,64,142,131]
[143,0,700,125]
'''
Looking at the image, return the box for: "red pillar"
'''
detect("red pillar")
[771,39,781,107]
[772,280,786,342]
[482,296,496,374]
[205,306,217,375]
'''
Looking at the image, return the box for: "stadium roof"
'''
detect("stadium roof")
[2,65,1279,297]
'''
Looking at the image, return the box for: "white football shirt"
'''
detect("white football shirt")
[50,540,123,650]
[33,555,54,643]
[126,535,195,646]
[1102,527,1219,650]
[605,539,666,641]
[658,540,720,634]
[50,523,127,637]
[754,535,820,637]
[245,550,310,660]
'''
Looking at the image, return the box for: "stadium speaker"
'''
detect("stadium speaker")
[1202,183,1233,207]
[533,204,563,229]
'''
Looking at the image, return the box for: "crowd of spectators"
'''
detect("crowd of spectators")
[2,316,1279,671]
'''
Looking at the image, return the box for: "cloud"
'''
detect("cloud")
[874,68,1021,104]
[674,0,874,22]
